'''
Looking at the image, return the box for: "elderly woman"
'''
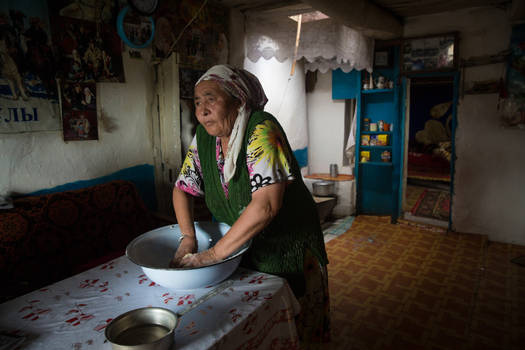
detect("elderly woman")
[172,65,330,346]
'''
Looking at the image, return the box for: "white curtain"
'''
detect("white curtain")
[345,100,357,173]
[245,13,374,73]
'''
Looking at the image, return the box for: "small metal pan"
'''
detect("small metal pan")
[105,279,233,349]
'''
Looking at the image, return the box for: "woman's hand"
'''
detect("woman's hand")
[179,247,219,268]
[170,187,197,267]
[169,236,197,268]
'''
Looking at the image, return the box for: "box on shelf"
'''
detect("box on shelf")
[377,134,389,146]
[361,135,370,146]
[360,151,370,163]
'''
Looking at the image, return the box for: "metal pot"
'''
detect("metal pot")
[105,307,176,350]
[105,280,233,349]
[312,180,335,197]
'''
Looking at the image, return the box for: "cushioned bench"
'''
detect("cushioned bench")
[0,180,174,302]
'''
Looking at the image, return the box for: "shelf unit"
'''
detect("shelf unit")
[355,49,401,217]
[331,48,402,219]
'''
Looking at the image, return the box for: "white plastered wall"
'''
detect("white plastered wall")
[305,71,355,216]
[305,72,348,175]
[404,7,525,245]
[0,51,155,195]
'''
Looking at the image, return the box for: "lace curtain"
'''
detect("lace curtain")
[246,13,374,73]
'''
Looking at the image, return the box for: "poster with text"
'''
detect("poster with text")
[0,0,60,133]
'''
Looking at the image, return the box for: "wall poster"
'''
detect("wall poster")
[46,0,127,140]
[49,0,125,83]
[60,81,98,141]
[0,0,60,133]
[401,33,458,73]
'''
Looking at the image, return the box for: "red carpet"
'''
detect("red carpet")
[407,152,451,182]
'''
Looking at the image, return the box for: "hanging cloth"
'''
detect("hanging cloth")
[246,12,374,73]
[345,101,357,172]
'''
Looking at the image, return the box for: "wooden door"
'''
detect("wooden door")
[152,54,182,216]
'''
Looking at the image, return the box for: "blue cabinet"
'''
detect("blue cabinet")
[332,47,402,219]
[357,86,399,216]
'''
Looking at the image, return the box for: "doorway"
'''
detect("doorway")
[402,76,455,228]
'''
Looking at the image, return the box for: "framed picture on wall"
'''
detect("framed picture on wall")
[374,49,392,68]
[401,32,459,74]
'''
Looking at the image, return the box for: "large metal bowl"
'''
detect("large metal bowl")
[126,222,249,290]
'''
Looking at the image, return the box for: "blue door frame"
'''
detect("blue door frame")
[398,71,460,229]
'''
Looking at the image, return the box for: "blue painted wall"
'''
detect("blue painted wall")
[293,147,308,168]
[24,164,157,211]
[332,69,361,100]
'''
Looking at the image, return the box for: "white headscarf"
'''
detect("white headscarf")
[196,65,268,182]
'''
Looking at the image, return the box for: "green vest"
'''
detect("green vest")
[196,111,328,296]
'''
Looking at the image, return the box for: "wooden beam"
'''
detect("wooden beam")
[300,0,402,39]
[225,0,303,13]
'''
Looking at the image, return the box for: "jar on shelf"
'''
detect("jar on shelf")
[363,118,370,131]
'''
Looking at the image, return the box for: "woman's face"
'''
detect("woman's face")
[194,80,239,138]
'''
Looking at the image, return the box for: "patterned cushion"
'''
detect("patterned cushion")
[0,180,159,300]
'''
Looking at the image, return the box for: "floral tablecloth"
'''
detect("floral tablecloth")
[0,256,301,350]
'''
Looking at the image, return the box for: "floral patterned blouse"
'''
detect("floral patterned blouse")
[175,119,295,198]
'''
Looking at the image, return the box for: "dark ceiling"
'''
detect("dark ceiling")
[214,0,511,19]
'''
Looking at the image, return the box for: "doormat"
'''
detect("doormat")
[411,189,450,221]
[323,216,355,236]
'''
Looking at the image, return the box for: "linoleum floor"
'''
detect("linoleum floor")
[325,215,525,350]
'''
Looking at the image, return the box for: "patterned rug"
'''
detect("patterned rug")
[404,185,427,212]
[411,189,450,221]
